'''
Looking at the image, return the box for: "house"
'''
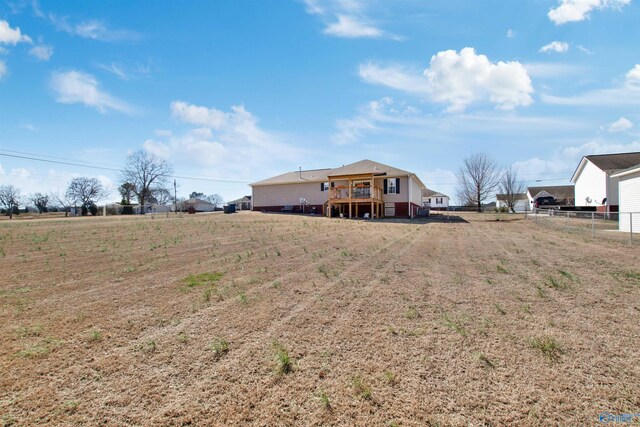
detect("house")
[182,198,217,212]
[611,164,640,233]
[526,185,575,209]
[228,195,252,211]
[422,188,449,210]
[250,159,427,218]
[496,193,529,212]
[570,151,640,212]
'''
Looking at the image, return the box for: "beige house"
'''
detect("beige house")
[251,159,426,218]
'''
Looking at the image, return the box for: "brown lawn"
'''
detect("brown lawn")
[1,212,639,426]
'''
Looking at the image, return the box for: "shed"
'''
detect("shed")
[611,164,640,233]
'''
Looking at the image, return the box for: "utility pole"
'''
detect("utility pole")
[174,179,177,214]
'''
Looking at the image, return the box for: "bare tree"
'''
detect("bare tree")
[457,153,501,212]
[30,193,49,213]
[152,187,173,205]
[66,177,108,215]
[122,150,173,214]
[207,194,224,209]
[0,185,21,219]
[499,167,525,213]
[51,191,74,217]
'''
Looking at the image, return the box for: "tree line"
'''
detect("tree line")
[1,150,224,218]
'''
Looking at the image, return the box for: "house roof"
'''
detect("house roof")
[422,188,448,198]
[251,159,426,189]
[496,193,528,201]
[611,163,640,178]
[526,185,574,200]
[229,195,252,203]
[327,159,412,178]
[184,197,215,205]
[571,152,640,182]
[250,168,332,186]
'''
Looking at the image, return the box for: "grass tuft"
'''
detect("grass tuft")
[528,336,564,360]
[210,338,229,358]
[351,375,372,400]
[272,340,293,374]
[442,313,466,337]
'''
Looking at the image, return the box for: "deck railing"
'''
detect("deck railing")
[329,186,383,201]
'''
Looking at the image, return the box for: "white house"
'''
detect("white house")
[571,152,640,212]
[611,164,640,233]
[182,198,217,212]
[228,195,252,210]
[496,193,529,212]
[526,185,575,210]
[422,188,449,209]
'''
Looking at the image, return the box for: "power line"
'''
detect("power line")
[0,152,252,184]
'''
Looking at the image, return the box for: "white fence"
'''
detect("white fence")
[526,208,639,244]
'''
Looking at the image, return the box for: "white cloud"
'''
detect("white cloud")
[361,48,533,112]
[29,44,53,61]
[171,101,229,129]
[324,14,384,38]
[626,64,640,86]
[97,62,128,80]
[506,29,516,38]
[49,14,139,42]
[548,0,631,25]
[303,0,401,40]
[608,117,633,132]
[359,63,430,96]
[577,45,594,54]
[0,20,32,45]
[542,64,640,107]
[0,60,6,79]
[539,41,569,53]
[145,102,302,179]
[50,70,134,114]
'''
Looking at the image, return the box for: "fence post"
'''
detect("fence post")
[591,212,595,239]
[631,212,634,245]
[566,211,569,230]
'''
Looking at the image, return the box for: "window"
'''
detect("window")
[388,179,396,194]
[323,182,329,191]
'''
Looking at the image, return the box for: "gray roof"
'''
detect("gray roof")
[527,185,574,200]
[251,159,425,188]
[327,159,412,177]
[422,188,448,198]
[584,152,640,171]
[251,168,332,186]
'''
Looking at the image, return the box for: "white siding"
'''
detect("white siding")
[252,182,327,207]
[618,171,640,233]
[497,199,528,212]
[575,160,607,206]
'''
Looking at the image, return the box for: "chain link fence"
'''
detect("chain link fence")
[526,208,639,244]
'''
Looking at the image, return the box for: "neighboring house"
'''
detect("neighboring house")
[251,159,427,218]
[570,151,640,212]
[526,185,575,210]
[422,188,449,209]
[228,195,252,211]
[496,193,529,212]
[611,164,640,233]
[182,198,217,212]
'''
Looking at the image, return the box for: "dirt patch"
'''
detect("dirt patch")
[1,212,638,425]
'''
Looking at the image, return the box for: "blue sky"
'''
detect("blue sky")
[1,0,639,203]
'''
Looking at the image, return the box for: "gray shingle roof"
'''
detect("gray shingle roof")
[251,159,425,188]
[527,185,574,200]
[585,152,640,171]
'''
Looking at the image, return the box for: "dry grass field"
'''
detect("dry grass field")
[1,212,639,426]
